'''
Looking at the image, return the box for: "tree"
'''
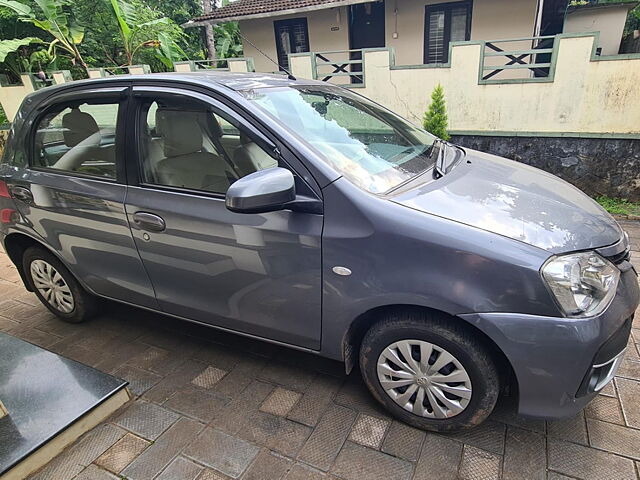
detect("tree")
[202,0,215,60]
[423,84,450,141]
[0,0,89,72]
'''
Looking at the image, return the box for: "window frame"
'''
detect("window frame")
[273,17,310,72]
[27,86,130,183]
[128,85,318,202]
[423,0,473,64]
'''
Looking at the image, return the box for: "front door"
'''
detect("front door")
[11,87,157,308]
[349,1,386,83]
[125,87,323,349]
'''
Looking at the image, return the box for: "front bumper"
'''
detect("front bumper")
[460,266,639,419]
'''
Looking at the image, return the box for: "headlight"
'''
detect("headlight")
[542,252,619,317]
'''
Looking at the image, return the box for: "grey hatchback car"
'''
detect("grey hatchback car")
[0,72,638,431]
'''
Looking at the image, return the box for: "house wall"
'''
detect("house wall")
[565,6,629,55]
[386,0,538,65]
[239,7,349,73]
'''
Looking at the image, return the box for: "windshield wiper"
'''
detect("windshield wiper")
[432,139,447,178]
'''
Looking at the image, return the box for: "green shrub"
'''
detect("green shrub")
[423,83,450,141]
[596,196,640,216]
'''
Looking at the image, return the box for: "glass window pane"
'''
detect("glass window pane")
[34,102,119,179]
[139,98,277,194]
[451,7,468,43]
[428,11,445,63]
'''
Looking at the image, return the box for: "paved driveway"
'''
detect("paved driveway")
[0,221,639,480]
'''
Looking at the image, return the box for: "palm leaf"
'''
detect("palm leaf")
[108,0,132,39]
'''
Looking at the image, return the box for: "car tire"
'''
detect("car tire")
[360,310,500,432]
[23,246,97,323]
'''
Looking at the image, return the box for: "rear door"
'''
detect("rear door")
[8,86,157,308]
[124,86,323,349]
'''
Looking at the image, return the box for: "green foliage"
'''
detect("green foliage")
[0,36,41,62]
[0,104,7,125]
[215,21,242,59]
[596,196,640,217]
[423,84,450,141]
[625,5,640,34]
[0,0,89,71]
[104,0,186,68]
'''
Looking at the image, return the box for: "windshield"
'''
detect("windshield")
[246,86,437,194]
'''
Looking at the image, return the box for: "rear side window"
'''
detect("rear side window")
[33,101,120,179]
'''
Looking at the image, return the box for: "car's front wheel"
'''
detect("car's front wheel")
[23,246,97,323]
[360,310,500,432]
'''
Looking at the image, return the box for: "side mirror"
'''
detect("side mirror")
[226,167,296,214]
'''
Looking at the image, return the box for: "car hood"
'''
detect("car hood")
[390,148,622,254]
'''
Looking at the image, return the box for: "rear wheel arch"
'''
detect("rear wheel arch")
[3,233,46,291]
[344,304,517,396]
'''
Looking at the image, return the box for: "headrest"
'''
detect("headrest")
[155,107,223,139]
[156,108,204,157]
[62,107,99,147]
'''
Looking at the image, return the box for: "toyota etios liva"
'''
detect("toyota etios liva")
[1,73,637,431]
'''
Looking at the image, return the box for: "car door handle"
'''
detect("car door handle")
[133,212,166,232]
[11,186,33,204]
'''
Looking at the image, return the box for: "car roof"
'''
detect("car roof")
[29,71,328,98]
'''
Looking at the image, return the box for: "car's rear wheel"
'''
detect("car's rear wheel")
[360,310,500,432]
[23,246,97,323]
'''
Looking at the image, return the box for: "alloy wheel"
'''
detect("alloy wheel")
[30,259,75,314]
[376,339,472,418]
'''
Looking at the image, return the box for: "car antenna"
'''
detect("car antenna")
[237,31,297,81]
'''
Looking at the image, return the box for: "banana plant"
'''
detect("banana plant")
[106,0,185,67]
[0,0,88,72]
[0,37,44,79]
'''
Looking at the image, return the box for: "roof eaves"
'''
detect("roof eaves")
[184,0,370,27]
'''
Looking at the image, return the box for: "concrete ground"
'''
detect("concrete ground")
[0,221,639,480]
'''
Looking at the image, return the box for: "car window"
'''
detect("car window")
[33,101,119,179]
[248,86,437,194]
[138,97,278,194]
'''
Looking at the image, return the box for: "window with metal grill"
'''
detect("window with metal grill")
[274,18,310,72]
[424,1,472,64]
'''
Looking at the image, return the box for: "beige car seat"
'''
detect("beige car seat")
[233,133,278,177]
[154,108,234,193]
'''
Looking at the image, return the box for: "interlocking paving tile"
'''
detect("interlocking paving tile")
[489,397,546,433]
[211,356,266,399]
[585,394,625,425]
[297,404,357,471]
[330,441,413,480]
[413,433,462,480]
[127,345,169,371]
[0,315,19,332]
[502,426,545,480]
[616,377,640,428]
[283,463,327,480]
[547,412,588,445]
[210,380,274,435]
[446,419,506,455]
[599,380,617,398]
[192,365,228,389]
[193,344,245,371]
[197,469,234,480]
[94,339,152,375]
[113,364,162,396]
[548,439,637,480]
[260,387,302,416]
[144,359,209,403]
[0,299,46,322]
[546,473,576,480]
[381,420,425,462]
[334,379,391,419]
[237,411,312,458]
[617,359,640,381]
[114,400,180,440]
[458,445,501,480]
[164,385,230,423]
[74,464,119,480]
[242,450,293,480]
[287,374,341,427]
[95,432,150,473]
[587,418,640,460]
[184,427,260,479]
[31,424,126,480]
[348,414,390,449]
[122,417,204,480]
[258,359,316,392]
[156,456,204,480]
